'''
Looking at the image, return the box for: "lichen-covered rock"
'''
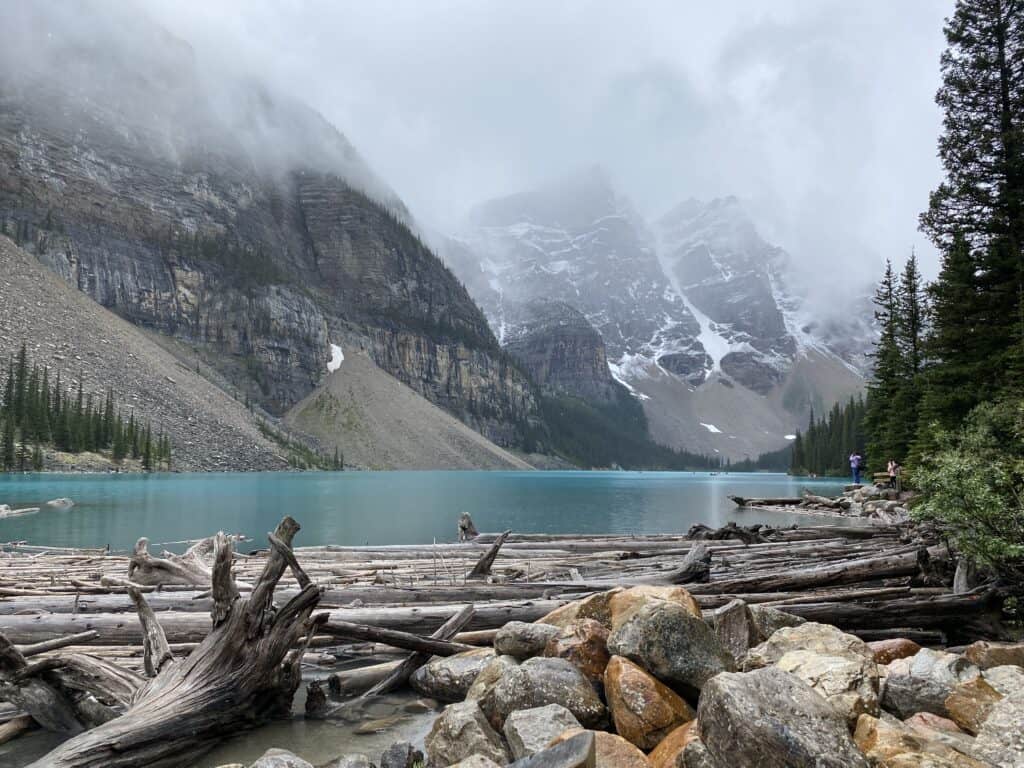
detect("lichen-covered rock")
[775,649,880,727]
[681,739,717,768]
[747,603,806,642]
[446,757,503,768]
[410,648,495,702]
[973,689,1024,767]
[944,677,1003,734]
[647,720,700,768]
[854,714,989,768]
[425,701,511,767]
[503,703,582,760]
[743,622,873,671]
[703,599,753,662]
[378,742,422,768]
[608,585,701,631]
[249,750,314,768]
[963,640,1024,670]
[604,656,694,751]
[329,756,375,768]
[542,619,610,685]
[698,667,870,768]
[868,638,922,665]
[548,729,651,768]
[479,657,607,730]
[881,648,980,719]
[607,602,734,694]
[506,730,596,768]
[903,712,964,734]
[537,589,622,629]
[495,621,562,660]
[466,655,519,702]
[983,664,1024,696]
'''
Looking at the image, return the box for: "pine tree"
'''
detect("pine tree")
[865,261,903,469]
[1,413,14,471]
[142,424,152,471]
[13,344,27,428]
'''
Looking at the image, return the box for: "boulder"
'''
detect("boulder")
[698,667,870,767]
[743,622,873,670]
[466,655,519,701]
[747,603,806,642]
[328,757,375,768]
[983,664,1024,695]
[378,743,422,768]
[410,648,495,702]
[869,638,922,665]
[775,649,880,727]
[854,714,989,768]
[250,750,314,768]
[604,656,694,751]
[607,602,734,694]
[903,713,964,734]
[538,589,622,630]
[479,657,607,730]
[548,729,650,768]
[881,648,980,719]
[647,721,700,768]
[503,704,582,760]
[973,689,1024,767]
[703,599,753,661]
[543,619,610,685]
[963,640,1024,670]
[447,758,503,768]
[494,621,561,660]
[507,730,596,768]
[944,677,1003,734]
[425,700,511,767]
[681,740,717,768]
[608,585,701,631]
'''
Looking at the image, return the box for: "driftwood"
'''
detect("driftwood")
[28,517,322,768]
[687,522,768,545]
[730,495,802,507]
[457,512,479,542]
[664,541,711,584]
[469,530,511,578]
[320,620,475,657]
[125,537,210,588]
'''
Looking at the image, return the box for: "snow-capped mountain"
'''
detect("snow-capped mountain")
[445,169,870,459]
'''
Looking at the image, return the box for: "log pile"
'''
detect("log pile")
[0,514,1010,766]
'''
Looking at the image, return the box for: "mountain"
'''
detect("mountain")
[0,235,286,471]
[0,3,538,450]
[284,350,532,470]
[450,171,869,460]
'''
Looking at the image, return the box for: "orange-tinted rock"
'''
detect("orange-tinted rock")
[944,677,1003,735]
[543,619,611,685]
[647,720,699,768]
[963,640,1024,670]
[538,589,623,630]
[604,656,695,751]
[854,714,989,768]
[868,638,922,665]
[549,728,651,768]
[903,712,964,734]
[609,585,701,631]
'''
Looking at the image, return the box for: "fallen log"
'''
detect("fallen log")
[664,541,711,584]
[687,523,768,545]
[729,495,803,507]
[17,631,100,658]
[28,517,323,768]
[0,713,35,746]
[320,620,475,657]
[328,660,402,698]
[125,537,209,588]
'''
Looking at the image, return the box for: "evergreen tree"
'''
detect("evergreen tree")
[865,261,904,468]
[142,424,152,471]
[1,412,14,471]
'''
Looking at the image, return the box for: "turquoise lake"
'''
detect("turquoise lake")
[0,471,847,550]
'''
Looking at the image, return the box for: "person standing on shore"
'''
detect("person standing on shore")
[850,451,863,484]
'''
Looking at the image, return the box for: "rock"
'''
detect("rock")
[542,619,610,685]
[425,701,511,767]
[607,602,734,694]
[743,621,873,670]
[608,585,701,631]
[495,621,561,660]
[903,712,964,734]
[249,750,314,768]
[703,599,753,661]
[604,656,694,751]
[973,689,1024,767]
[378,742,422,768]
[647,721,699,768]
[855,714,989,768]
[411,648,496,702]
[963,640,1024,670]
[881,648,980,719]
[944,677,1003,734]
[747,603,806,643]
[479,657,607,730]
[507,730,596,768]
[869,638,922,665]
[548,729,650,768]
[330,757,375,768]
[354,716,404,735]
[775,649,880,727]
[681,740,717,768]
[446,757,502,768]
[466,655,519,701]
[503,704,582,760]
[538,589,622,630]
[698,667,870,768]
[983,664,1024,695]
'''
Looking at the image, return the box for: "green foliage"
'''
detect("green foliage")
[790,397,866,476]
[730,443,793,472]
[539,386,724,470]
[257,420,341,470]
[913,399,1024,588]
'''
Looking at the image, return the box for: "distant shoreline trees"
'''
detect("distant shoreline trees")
[0,343,171,472]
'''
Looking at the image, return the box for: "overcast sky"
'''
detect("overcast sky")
[147,1,951,278]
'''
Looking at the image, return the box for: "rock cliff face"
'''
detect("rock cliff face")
[0,4,538,446]
[502,299,619,403]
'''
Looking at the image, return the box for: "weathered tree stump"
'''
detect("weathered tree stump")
[125,536,211,587]
[458,512,479,542]
[28,516,322,768]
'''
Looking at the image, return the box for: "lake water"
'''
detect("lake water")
[0,471,847,550]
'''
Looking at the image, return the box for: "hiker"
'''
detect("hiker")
[887,459,898,489]
[849,451,863,484]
